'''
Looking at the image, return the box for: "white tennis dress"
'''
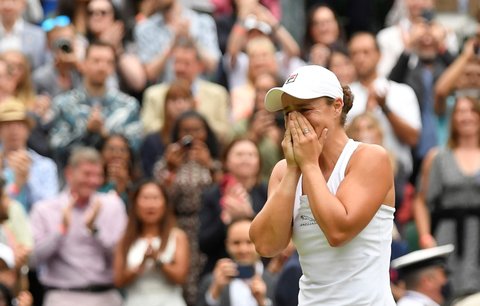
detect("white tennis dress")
[292,139,396,306]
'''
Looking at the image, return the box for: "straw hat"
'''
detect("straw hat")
[0,98,35,128]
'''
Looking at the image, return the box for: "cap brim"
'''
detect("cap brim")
[264,87,325,112]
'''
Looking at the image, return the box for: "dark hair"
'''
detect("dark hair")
[119,179,176,257]
[85,40,116,59]
[221,137,262,183]
[99,133,138,179]
[172,36,202,62]
[161,80,195,142]
[0,283,13,306]
[226,216,254,236]
[86,0,125,42]
[348,31,380,52]
[171,111,221,159]
[326,45,350,70]
[303,4,346,58]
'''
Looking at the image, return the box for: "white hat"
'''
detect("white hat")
[0,243,15,269]
[264,65,343,112]
[391,244,454,274]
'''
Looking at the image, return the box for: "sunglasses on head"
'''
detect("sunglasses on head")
[41,15,71,33]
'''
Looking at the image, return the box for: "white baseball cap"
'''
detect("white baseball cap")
[391,244,454,273]
[264,65,343,112]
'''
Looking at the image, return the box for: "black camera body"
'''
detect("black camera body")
[54,38,73,53]
[180,135,193,149]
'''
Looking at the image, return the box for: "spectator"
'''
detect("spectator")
[141,38,230,144]
[233,72,283,182]
[114,179,190,306]
[133,0,221,84]
[0,0,47,70]
[30,147,127,306]
[391,244,454,305]
[377,0,458,77]
[347,32,421,193]
[326,47,357,85]
[50,41,143,169]
[197,217,276,306]
[3,50,55,157]
[273,250,301,306]
[85,0,146,94]
[0,99,58,213]
[99,133,139,205]
[434,34,480,145]
[56,0,91,35]
[34,16,83,98]
[228,36,302,123]
[303,4,346,63]
[140,80,195,178]
[153,111,221,306]
[199,138,267,275]
[389,15,454,182]
[414,96,480,297]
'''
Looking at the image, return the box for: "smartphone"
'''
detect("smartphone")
[236,264,255,279]
[179,135,193,149]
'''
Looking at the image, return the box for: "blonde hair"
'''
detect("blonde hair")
[346,112,384,142]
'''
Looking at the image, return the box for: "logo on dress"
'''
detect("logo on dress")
[285,73,298,84]
[299,215,317,226]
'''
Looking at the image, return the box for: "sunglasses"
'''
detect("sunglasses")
[41,15,71,32]
[87,9,112,17]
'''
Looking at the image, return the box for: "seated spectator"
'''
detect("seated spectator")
[153,111,221,306]
[233,72,283,182]
[85,0,146,94]
[56,0,91,35]
[140,80,195,178]
[413,96,480,297]
[0,243,32,306]
[0,0,47,70]
[113,179,190,306]
[30,147,127,306]
[99,133,139,205]
[141,38,230,144]
[199,138,267,275]
[197,217,276,306]
[0,99,58,213]
[50,41,142,169]
[134,0,221,84]
[34,16,83,98]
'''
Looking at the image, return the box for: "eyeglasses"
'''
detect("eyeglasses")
[41,15,71,33]
[87,9,112,17]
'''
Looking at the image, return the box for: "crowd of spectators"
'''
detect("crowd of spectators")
[0,0,478,305]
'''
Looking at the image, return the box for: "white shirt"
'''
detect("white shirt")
[397,291,440,306]
[0,19,24,52]
[347,78,422,175]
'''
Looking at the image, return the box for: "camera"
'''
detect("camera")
[54,38,73,53]
[421,9,435,24]
[180,135,193,149]
[235,264,255,279]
